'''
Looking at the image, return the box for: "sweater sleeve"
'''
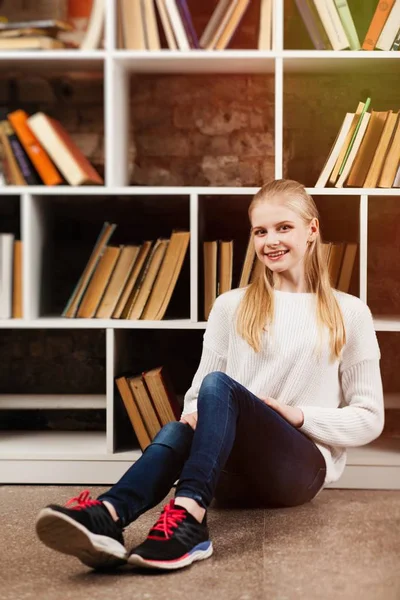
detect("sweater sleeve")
[298,303,384,448]
[181,294,230,415]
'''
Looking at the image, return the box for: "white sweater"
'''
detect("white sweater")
[182,287,384,486]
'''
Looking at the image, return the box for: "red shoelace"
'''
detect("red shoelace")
[65,490,101,511]
[148,500,187,540]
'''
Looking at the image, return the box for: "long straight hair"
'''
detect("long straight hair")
[236,179,346,362]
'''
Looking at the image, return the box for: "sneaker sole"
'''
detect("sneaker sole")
[128,540,213,570]
[35,508,127,570]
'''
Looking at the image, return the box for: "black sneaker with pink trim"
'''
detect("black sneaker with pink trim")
[35,490,127,569]
[128,499,213,570]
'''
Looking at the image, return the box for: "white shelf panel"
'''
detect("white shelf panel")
[114,50,276,73]
[0,394,106,410]
[283,53,400,73]
[308,188,400,196]
[0,51,105,71]
[0,318,207,329]
[347,437,400,467]
[373,317,400,332]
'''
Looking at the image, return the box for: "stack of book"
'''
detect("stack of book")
[203,240,233,319]
[316,98,400,188]
[62,223,190,320]
[294,0,400,51]
[0,19,73,51]
[0,234,22,319]
[0,110,103,187]
[116,366,181,450]
[119,0,273,50]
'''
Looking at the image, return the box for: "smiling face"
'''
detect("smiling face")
[250,200,318,281]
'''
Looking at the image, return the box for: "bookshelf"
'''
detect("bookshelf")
[0,0,399,489]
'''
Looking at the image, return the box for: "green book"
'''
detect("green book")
[333,0,361,50]
[338,97,371,177]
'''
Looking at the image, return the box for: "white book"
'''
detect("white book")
[313,0,350,50]
[335,112,371,188]
[0,233,15,319]
[315,112,354,187]
[143,0,161,50]
[203,0,239,50]
[200,0,232,48]
[258,0,273,50]
[164,0,190,50]
[155,0,178,49]
[333,0,360,50]
[80,0,105,50]
[376,0,400,50]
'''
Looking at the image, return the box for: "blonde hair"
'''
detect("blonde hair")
[236,179,346,362]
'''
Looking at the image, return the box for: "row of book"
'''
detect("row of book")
[295,0,400,51]
[0,234,22,319]
[116,365,181,450]
[62,223,190,320]
[119,0,273,51]
[0,110,103,187]
[316,98,400,188]
[203,236,358,319]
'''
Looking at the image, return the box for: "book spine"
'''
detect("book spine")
[8,134,42,185]
[313,0,350,50]
[362,0,396,50]
[294,0,329,49]
[393,163,400,187]
[333,0,361,50]
[175,0,200,48]
[376,0,400,50]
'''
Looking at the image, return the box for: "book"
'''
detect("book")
[164,0,191,50]
[215,0,251,50]
[141,231,190,320]
[27,112,103,186]
[12,240,22,319]
[121,0,146,49]
[393,163,400,187]
[258,0,273,50]
[0,36,66,50]
[315,112,353,188]
[77,246,121,318]
[312,0,350,50]
[378,116,400,187]
[363,111,399,188]
[176,0,201,48]
[333,0,360,50]
[128,375,162,439]
[0,121,25,185]
[127,239,169,320]
[143,0,162,50]
[0,233,14,319]
[328,242,345,287]
[80,0,105,50]
[8,110,62,186]
[0,120,40,185]
[376,0,400,50]
[294,0,332,50]
[0,19,73,34]
[337,98,371,178]
[391,25,400,48]
[115,376,151,451]
[155,0,178,48]
[95,245,141,318]
[203,240,218,319]
[346,111,388,187]
[142,366,181,424]
[62,222,117,318]
[362,0,396,50]
[335,111,371,188]
[329,102,366,185]
[218,240,233,294]
[200,0,232,49]
[336,243,357,293]
[113,241,153,318]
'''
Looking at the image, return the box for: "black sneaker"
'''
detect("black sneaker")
[35,490,127,569]
[128,499,213,570]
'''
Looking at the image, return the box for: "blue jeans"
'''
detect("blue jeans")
[99,372,326,527]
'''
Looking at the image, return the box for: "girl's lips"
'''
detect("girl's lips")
[265,250,289,261]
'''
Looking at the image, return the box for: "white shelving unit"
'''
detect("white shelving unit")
[0,0,399,487]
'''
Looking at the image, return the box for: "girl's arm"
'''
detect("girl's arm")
[298,304,384,448]
[181,294,230,416]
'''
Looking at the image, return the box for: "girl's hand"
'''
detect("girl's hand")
[180,411,198,430]
[259,396,304,428]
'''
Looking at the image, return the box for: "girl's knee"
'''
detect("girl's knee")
[151,421,193,449]
[200,371,231,394]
